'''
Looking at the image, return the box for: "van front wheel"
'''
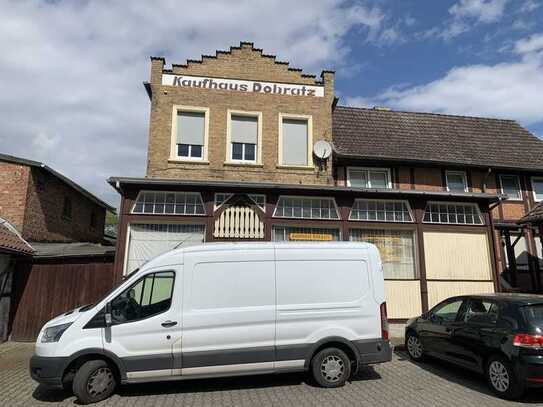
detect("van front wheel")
[311,347,351,388]
[72,360,117,404]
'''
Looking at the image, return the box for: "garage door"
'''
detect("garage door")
[126,223,205,274]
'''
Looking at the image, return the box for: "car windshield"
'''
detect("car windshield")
[521,304,543,325]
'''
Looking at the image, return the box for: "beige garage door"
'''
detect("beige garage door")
[424,231,494,307]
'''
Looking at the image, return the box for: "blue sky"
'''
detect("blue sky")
[1,0,542,206]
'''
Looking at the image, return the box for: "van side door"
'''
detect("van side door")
[181,248,275,376]
[103,268,182,380]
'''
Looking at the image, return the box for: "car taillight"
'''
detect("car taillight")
[380,302,389,340]
[513,334,543,349]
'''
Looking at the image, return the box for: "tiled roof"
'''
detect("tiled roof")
[0,221,33,255]
[332,106,543,171]
[519,202,543,224]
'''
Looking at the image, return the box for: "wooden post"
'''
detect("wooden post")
[503,229,518,288]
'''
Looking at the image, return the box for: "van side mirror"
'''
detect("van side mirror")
[104,302,112,327]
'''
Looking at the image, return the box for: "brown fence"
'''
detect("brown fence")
[9,256,115,341]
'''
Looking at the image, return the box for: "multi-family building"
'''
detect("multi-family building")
[109,42,543,320]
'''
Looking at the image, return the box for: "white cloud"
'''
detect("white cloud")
[344,34,543,126]
[0,0,392,206]
[449,0,509,23]
[520,0,541,13]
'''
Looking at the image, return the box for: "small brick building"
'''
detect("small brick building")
[109,42,543,321]
[0,153,116,340]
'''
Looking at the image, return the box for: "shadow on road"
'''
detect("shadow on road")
[394,347,543,404]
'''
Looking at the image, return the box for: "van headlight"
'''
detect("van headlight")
[41,323,72,343]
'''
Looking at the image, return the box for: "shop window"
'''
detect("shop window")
[532,176,543,202]
[132,191,205,215]
[350,199,413,222]
[172,107,208,161]
[228,113,260,163]
[272,226,340,242]
[280,115,312,167]
[347,167,391,189]
[446,171,468,192]
[422,202,483,225]
[499,175,521,200]
[214,193,265,211]
[350,229,416,279]
[62,196,72,220]
[273,196,339,220]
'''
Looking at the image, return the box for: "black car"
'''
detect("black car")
[405,293,543,400]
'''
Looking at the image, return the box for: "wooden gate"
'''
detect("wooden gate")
[10,257,115,341]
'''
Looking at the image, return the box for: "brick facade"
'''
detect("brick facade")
[0,161,106,243]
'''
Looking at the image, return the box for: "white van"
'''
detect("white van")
[30,242,391,404]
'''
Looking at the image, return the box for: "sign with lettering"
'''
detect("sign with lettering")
[162,74,324,97]
[289,233,333,241]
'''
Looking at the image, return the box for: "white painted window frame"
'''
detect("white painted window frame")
[170,105,210,162]
[422,201,484,225]
[445,170,468,192]
[131,191,206,216]
[225,109,262,165]
[277,113,314,169]
[346,167,392,189]
[349,199,414,223]
[272,195,340,220]
[531,176,543,202]
[498,174,522,201]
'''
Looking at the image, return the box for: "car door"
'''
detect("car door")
[451,299,501,372]
[103,268,182,380]
[418,298,467,360]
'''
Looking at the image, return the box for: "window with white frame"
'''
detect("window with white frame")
[499,175,522,200]
[214,193,266,211]
[273,196,339,219]
[446,171,468,192]
[532,177,543,202]
[173,108,207,160]
[350,199,413,222]
[423,202,483,225]
[229,114,259,163]
[347,167,391,189]
[132,191,205,215]
[280,116,310,166]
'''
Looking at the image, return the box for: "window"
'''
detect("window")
[464,299,499,324]
[499,175,521,200]
[350,199,413,222]
[62,197,72,220]
[430,299,464,323]
[132,191,205,215]
[214,193,265,211]
[272,226,341,242]
[347,167,391,189]
[532,177,543,202]
[228,113,260,163]
[172,107,208,160]
[350,229,416,279]
[423,202,483,225]
[110,271,175,324]
[280,115,312,167]
[273,196,339,219]
[446,171,468,192]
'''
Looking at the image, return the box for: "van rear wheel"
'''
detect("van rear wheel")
[311,347,351,388]
[72,360,117,404]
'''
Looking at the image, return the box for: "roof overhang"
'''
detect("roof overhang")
[108,176,503,203]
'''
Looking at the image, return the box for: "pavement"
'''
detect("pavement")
[2,340,543,406]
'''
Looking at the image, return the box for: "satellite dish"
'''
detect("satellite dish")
[313,140,332,160]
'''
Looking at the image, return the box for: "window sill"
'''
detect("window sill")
[224,161,263,168]
[276,164,315,170]
[168,159,209,165]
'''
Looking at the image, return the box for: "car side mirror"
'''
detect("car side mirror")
[104,302,112,327]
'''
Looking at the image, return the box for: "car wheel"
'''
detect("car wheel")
[72,360,117,404]
[405,332,425,361]
[311,347,352,388]
[486,355,524,400]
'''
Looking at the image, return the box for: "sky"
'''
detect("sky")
[1,0,543,208]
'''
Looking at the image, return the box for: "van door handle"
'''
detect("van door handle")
[161,320,178,328]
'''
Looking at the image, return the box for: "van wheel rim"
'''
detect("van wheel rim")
[87,367,114,396]
[489,361,509,392]
[321,355,344,382]
[407,336,423,359]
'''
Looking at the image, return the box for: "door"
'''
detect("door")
[103,269,182,380]
[418,298,467,360]
[452,299,501,372]
[181,248,276,376]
